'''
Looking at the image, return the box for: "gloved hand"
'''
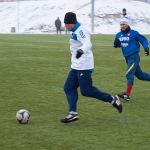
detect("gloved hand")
[76,49,84,59]
[145,48,149,56]
[114,38,121,48]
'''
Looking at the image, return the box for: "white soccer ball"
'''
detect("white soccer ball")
[16,109,30,124]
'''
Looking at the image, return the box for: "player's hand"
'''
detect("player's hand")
[145,48,149,56]
[76,49,84,59]
[114,39,121,48]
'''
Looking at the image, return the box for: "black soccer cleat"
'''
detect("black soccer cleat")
[118,92,131,101]
[61,113,79,123]
[112,95,123,113]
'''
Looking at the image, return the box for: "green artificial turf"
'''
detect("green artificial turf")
[0,34,149,150]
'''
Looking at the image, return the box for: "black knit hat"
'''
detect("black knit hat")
[64,12,77,24]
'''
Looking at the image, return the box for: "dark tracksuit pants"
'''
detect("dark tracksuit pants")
[125,52,150,85]
[64,69,113,112]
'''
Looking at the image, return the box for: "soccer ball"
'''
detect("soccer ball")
[16,109,30,124]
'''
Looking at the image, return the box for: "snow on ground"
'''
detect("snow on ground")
[0,0,150,34]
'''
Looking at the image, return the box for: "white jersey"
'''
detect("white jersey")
[69,23,94,70]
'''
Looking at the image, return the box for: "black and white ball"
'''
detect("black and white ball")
[16,109,30,124]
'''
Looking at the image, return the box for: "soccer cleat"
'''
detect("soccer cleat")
[61,112,79,123]
[118,92,131,101]
[112,95,123,113]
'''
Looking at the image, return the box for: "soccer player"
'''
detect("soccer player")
[61,12,122,123]
[114,17,150,101]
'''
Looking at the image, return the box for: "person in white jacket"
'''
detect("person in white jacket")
[61,12,122,123]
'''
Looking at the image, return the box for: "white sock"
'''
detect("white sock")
[69,111,78,115]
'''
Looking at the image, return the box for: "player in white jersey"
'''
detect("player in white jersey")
[61,12,122,123]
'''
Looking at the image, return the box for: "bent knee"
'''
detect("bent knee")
[80,89,91,96]
[135,72,145,80]
[136,75,143,80]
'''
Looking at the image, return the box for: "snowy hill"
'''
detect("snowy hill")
[0,0,150,34]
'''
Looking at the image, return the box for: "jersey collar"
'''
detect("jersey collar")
[71,22,81,32]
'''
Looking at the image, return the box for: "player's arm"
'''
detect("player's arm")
[76,29,92,59]
[135,31,149,55]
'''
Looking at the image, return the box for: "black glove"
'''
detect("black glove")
[145,48,149,56]
[114,38,121,48]
[76,49,84,59]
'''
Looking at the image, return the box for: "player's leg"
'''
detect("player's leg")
[118,53,139,100]
[135,65,150,81]
[64,69,79,112]
[78,70,122,113]
[61,69,79,123]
